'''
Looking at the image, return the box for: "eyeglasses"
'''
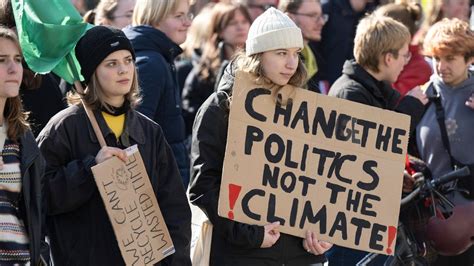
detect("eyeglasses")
[390,50,412,62]
[401,51,412,62]
[247,3,276,11]
[290,12,329,23]
[174,12,194,23]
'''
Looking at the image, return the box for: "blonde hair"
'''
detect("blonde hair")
[67,67,141,112]
[354,14,410,72]
[423,18,474,60]
[132,0,187,26]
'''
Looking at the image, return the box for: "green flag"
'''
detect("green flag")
[11,0,92,83]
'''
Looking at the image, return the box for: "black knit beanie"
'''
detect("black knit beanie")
[75,25,136,85]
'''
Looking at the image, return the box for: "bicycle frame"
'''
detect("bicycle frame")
[356,166,471,266]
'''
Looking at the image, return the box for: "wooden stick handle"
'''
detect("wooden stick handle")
[73,81,107,148]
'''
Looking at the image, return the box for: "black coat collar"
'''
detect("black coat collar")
[342,60,400,109]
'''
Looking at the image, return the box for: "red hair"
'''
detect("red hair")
[423,18,474,60]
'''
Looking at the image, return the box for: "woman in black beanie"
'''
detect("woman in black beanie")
[37,25,191,265]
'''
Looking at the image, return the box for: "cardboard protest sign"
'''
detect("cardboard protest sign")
[218,71,411,255]
[92,145,175,265]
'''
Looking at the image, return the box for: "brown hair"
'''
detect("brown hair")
[278,0,320,13]
[375,2,423,36]
[198,3,251,81]
[0,27,30,141]
[67,65,141,112]
[0,0,15,28]
[354,14,410,72]
[83,9,97,24]
[423,18,474,60]
[86,0,132,26]
[95,0,120,24]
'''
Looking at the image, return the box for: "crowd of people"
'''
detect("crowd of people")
[0,0,473,265]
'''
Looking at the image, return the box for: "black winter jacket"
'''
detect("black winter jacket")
[182,42,229,136]
[176,48,202,96]
[20,73,67,137]
[189,62,327,265]
[181,67,216,136]
[329,60,425,134]
[123,25,190,187]
[19,130,47,265]
[37,105,191,266]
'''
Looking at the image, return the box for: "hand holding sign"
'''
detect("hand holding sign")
[95,146,127,164]
[303,231,333,255]
[260,222,281,248]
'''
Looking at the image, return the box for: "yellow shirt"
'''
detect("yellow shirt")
[302,44,318,80]
[102,112,125,139]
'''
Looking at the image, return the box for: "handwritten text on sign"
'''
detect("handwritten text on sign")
[92,145,175,265]
[218,71,410,255]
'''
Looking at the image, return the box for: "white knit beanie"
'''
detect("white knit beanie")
[245,7,303,56]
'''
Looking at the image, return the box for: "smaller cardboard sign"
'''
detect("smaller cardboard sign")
[92,145,174,265]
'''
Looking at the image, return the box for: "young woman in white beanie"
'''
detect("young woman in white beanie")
[189,7,332,265]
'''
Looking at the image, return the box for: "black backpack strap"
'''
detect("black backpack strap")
[429,90,461,169]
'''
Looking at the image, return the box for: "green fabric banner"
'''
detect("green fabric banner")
[11,0,92,83]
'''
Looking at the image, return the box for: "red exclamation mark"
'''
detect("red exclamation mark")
[228,184,242,220]
[386,226,397,254]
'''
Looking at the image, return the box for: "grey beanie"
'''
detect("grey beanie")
[245,7,303,56]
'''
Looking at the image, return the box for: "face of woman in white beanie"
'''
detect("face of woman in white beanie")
[261,47,301,86]
[245,7,303,86]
